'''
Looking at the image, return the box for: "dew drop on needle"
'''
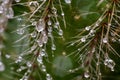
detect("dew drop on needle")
[36,19,45,32]
[65,0,71,4]
[103,37,108,43]
[0,61,5,72]
[84,71,90,78]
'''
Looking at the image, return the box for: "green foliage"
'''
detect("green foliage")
[0,0,120,80]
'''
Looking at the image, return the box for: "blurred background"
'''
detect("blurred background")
[0,0,120,80]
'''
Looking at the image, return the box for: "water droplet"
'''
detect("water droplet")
[27,69,31,73]
[46,73,52,80]
[24,78,27,80]
[29,1,39,8]
[20,66,26,70]
[104,58,115,70]
[81,37,86,42]
[3,0,9,4]
[118,39,120,42]
[23,76,28,80]
[69,69,74,73]
[103,37,108,43]
[111,68,115,71]
[32,21,37,26]
[84,71,90,78]
[31,31,37,38]
[41,49,46,56]
[108,23,111,26]
[17,28,24,35]
[96,62,99,65]
[0,27,4,33]
[70,43,74,46]
[56,22,59,26]
[48,32,52,37]
[0,6,4,14]
[90,29,95,34]
[0,61,5,71]
[85,26,91,31]
[52,7,57,14]
[37,55,43,64]
[26,62,32,67]
[20,78,23,80]
[51,44,56,50]
[15,56,22,63]
[61,12,64,16]
[17,68,22,72]
[41,65,46,72]
[104,60,107,65]
[99,72,101,76]
[58,29,63,36]
[96,54,100,59]
[110,32,115,37]
[48,14,51,18]
[37,40,43,47]
[17,18,22,21]
[6,7,14,19]
[54,22,59,29]
[92,47,95,53]
[5,54,11,59]
[15,0,21,2]
[98,18,102,22]
[48,27,52,33]
[111,38,116,42]
[64,0,71,4]
[36,19,45,32]
[31,45,36,51]
[62,52,66,55]
[78,48,80,51]
[47,20,52,26]
[95,23,99,26]
[42,34,48,44]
